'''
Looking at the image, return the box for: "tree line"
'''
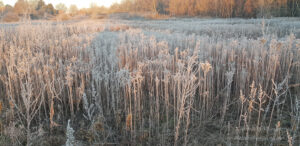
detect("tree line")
[0,0,58,22]
[113,0,299,17]
[0,0,299,22]
[0,0,110,22]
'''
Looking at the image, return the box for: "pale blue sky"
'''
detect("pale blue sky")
[2,0,121,8]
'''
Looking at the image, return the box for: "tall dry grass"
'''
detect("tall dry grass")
[0,18,299,145]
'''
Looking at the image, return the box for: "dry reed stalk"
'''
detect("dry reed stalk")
[0,19,299,145]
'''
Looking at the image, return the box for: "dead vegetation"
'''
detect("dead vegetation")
[0,18,299,145]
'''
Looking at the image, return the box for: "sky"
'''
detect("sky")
[2,0,121,8]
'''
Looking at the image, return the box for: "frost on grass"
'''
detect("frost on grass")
[0,18,299,145]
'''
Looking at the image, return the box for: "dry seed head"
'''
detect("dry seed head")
[286,130,292,146]
[250,81,257,99]
[240,90,245,103]
[276,121,281,129]
[71,56,77,63]
[258,84,264,102]
[260,39,267,44]
[65,65,74,86]
[200,61,212,74]
[276,43,282,51]
[226,71,234,86]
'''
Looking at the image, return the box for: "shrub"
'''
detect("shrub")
[2,12,19,22]
[55,13,70,21]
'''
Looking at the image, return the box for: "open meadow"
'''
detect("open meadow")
[0,17,300,145]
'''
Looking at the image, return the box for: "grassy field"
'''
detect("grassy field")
[0,17,300,145]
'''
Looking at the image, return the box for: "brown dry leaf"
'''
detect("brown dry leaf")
[0,101,2,114]
[126,113,132,131]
